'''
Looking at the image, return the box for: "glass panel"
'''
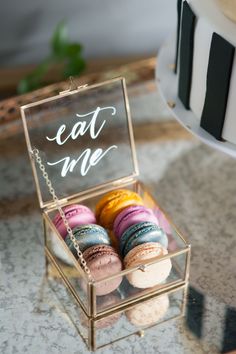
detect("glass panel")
[45,180,189,315]
[21,78,137,206]
[139,185,187,250]
[94,250,187,313]
[95,286,186,349]
[44,217,90,314]
[47,273,89,348]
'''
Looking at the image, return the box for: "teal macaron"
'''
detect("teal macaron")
[120,221,168,258]
[65,224,111,256]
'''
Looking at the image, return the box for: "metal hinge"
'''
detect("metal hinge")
[59,76,88,95]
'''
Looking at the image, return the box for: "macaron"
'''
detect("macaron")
[120,221,168,258]
[95,189,143,230]
[125,294,169,327]
[49,229,75,266]
[64,224,111,255]
[113,205,159,239]
[82,244,123,296]
[124,242,172,288]
[53,204,96,239]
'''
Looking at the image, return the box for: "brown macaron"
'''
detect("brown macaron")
[83,244,123,296]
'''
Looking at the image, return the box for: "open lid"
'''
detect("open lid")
[21,77,139,209]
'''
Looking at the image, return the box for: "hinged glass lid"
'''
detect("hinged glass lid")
[21,77,139,208]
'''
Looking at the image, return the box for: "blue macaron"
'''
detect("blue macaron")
[120,221,168,258]
[65,224,111,255]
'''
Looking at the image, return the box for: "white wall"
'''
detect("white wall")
[0,0,176,66]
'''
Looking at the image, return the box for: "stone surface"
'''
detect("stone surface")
[0,83,236,353]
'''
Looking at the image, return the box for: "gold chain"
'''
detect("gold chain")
[32,148,92,279]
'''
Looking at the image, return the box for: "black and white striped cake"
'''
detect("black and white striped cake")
[175,0,236,145]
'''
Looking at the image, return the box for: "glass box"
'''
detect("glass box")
[21,77,190,350]
[47,267,188,351]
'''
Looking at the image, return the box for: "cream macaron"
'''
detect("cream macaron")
[126,294,169,327]
[124,242,172,288]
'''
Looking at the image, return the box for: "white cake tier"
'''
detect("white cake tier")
[156,37,236,159]
[180,0,236,144]
[187,0,236,45]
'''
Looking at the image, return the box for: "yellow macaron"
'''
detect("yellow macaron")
[95,189,143,230]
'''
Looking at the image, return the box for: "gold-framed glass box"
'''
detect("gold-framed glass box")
[20,77,190,350]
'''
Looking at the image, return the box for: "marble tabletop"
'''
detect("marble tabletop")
[0,81,236,354]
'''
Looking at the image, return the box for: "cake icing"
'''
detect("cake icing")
[187,0,236,45]
[189,18,212,120]
[217,0,236,23]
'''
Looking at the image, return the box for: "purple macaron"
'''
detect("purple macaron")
[113,205,159,239]
[53,204,96,239]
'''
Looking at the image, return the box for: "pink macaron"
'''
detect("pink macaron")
[53,204,96,239]
[113,205,159,239]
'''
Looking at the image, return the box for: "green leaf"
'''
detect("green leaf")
[17,59,51,94]
[17,78,32,94]
[31,59,51,79]
[64,43,82,57]
[17,21,86,93]
[64,56,86,77]
[51,21,68,57]
[17,76,42,94]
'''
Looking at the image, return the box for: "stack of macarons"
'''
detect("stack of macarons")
[95,189,172,288]
[112,204,172,288]
[52,204,122,296]
[95,189,144,249]
[52,188,172,294]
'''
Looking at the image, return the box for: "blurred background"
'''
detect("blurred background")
[0,0,176,98]
[0,0,175,66]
